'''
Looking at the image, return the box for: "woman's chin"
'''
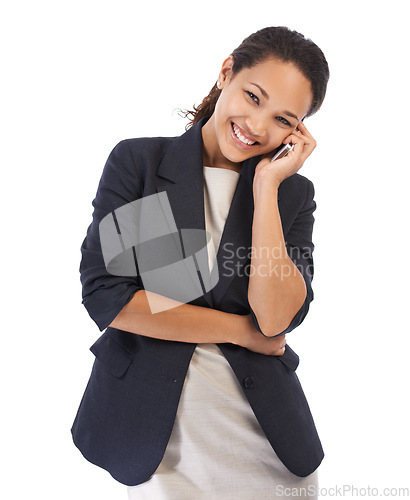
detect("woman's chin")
[223,146,258,164]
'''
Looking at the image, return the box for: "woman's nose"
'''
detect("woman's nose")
[245,116,267,139]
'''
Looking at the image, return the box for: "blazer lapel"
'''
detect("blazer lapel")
[153,116,263,309]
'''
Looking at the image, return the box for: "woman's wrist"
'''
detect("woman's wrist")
[229,313,255,347]
[253,171,281,200]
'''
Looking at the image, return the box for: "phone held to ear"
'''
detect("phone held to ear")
[270,143,294,162]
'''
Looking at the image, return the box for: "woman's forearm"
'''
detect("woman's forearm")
[248,180,306,336]
[109,289,288,356]
[109,289,246,344]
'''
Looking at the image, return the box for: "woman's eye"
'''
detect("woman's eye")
[276,116,292,127]
[245,91,259,104]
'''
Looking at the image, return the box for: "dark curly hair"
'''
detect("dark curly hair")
[180,26,329,130]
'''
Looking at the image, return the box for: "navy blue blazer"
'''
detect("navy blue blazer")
[71,116,324,486]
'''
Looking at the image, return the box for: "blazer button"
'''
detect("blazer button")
[243,376,254,389]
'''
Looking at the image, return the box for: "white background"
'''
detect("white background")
[2,1,409,498]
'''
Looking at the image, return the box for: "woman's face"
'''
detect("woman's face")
[202,56,313,169]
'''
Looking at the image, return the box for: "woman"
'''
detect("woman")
[72,26,329,499]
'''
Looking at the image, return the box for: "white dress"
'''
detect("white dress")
[127,167,319,499]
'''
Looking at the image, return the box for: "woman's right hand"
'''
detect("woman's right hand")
[234,314,287,356]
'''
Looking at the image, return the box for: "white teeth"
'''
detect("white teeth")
[233,123,255,145]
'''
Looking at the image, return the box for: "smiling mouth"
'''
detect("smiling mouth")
[231,122,259,146]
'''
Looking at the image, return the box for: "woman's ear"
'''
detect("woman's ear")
[218,55,234,88]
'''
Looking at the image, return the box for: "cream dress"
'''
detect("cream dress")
[127,166,319,499]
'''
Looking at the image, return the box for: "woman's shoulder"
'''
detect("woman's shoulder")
[102,135,180,180]
[114,134,178,160]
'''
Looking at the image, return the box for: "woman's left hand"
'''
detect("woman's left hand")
[254,121,317,188]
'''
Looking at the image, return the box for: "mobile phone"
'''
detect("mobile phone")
[270,143,294,162]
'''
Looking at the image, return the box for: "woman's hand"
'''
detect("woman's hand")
[254,121,317,188]
[234,314,287,356]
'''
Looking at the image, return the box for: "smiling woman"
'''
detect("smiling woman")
[71,25,330,500]
[201,57,314,172]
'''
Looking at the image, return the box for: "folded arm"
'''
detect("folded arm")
[108,290,287,356]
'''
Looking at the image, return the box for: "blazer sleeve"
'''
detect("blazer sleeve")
[250,178,316,337]
[80,140,145,331]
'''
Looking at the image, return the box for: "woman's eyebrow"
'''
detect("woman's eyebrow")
[250,82,269,99]
[249,82,300,122]
[283,110,300,121]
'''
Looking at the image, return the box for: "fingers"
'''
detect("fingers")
[245,331,287,356]
[272,344,286,356]
[285,129,315,149]
[270,335,287,356]
[283,135,304,163]
[297,120,315,141]
[283,125,316,165]
[285,122,316,146]
[277,339,287,355]
[294,122,317,151]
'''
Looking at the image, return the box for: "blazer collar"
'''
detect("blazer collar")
[154,116,263,308]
